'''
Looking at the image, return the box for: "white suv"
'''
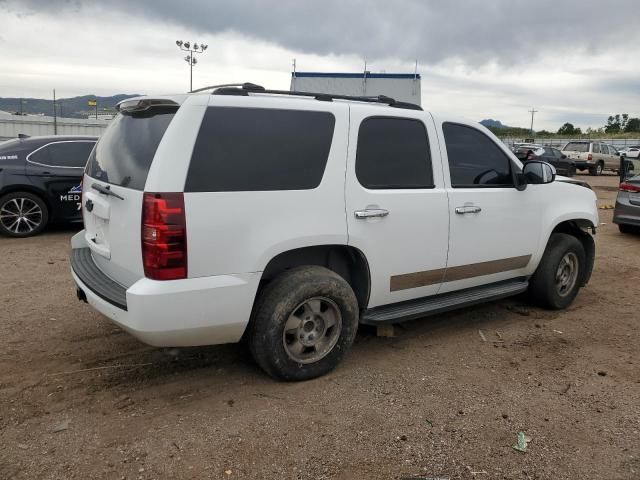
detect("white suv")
[71,83,598,381]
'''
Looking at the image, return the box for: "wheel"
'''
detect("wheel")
[248,266,359,381]
[589,162,603,176]
[0,192,48,237]
[567,165,576,177]
[528,233,586,309]
[618,224,638,234]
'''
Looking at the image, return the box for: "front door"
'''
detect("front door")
[436,120,540,294]
[345,107,450,308]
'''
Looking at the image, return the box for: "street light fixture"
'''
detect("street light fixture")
[176,40,208,92]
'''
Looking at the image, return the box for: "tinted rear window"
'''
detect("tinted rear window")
[564,142,589,152]
[85,109,176,190]
[185,107,335,192]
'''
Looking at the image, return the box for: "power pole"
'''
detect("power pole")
[175,40,208,92]
[53,89,57,135]
[528,108,538,137]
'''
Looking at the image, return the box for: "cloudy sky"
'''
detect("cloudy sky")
[0,0,638,130]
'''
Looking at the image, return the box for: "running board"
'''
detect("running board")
[361,279,529,324]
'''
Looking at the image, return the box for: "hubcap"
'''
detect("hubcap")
[555,252,579,297]
[282,297,342,364]
[0,197,43,234]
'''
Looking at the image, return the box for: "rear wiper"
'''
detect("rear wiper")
[91,182,124,200]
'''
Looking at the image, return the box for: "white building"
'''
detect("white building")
[290,72,422,106]
[0,110,109,140]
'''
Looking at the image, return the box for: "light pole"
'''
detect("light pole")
[176,40,208,92]
[528,108,538,137]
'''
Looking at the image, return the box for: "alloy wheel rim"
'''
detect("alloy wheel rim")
[282,296,342,364]
[0,198,43,234]
[555,252,579,297]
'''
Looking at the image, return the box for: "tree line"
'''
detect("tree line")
[538,114,640,137]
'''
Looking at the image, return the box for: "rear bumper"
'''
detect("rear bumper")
[70,233,261,347]
[613,196,640,226]
[574,161,595,169]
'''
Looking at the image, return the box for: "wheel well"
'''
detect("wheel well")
[260,245,371,309]
[551,220,595,286]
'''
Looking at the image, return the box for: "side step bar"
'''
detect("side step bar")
[361,278,529,325]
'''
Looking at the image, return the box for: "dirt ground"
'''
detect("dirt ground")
[0,173,638,480]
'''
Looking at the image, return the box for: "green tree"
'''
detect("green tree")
[605,114,630,133]
[557,122,578,135]
[624,117,640,133]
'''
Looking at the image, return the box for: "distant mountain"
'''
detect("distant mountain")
[0,94,140,118]
[480,119,511,129]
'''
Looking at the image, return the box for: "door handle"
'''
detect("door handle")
[455,205,482,214]
[354,208,389,219]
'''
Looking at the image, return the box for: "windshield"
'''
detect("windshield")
[85,108,176,190]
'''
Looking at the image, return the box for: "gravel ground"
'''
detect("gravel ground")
[0,173,638,480]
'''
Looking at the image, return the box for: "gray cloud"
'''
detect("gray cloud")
[4,0,639,66]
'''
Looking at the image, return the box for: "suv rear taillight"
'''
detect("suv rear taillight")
[587,153,593,161]
[619,182,640,193]
[142,192,187,280]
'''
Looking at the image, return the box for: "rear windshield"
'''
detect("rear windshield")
[85,108,176,190]
[564,142,589,152]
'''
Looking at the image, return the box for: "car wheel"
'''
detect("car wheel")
[248,266,359,381]
[528,233,586,310]
[567,165,576,177]
[589,163,603,176]
[0,192,49,237]
[618,224,638,234]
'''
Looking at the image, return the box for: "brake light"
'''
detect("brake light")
[587,153,593,161]
[619,182,640,193]
[141,192,187,280]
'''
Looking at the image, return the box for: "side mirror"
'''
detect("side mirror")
[523,161,556,184]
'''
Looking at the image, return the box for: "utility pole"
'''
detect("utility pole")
[175,40,208,92]
[292,58,297,91]
[53,89,57,135]
[528,108,538,137]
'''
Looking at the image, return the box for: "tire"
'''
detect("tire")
[248,266,359,381]
[589,162,603,176]
[567,165,576,177]
[0,191,48,237]
[618,224,638,234]
[529,233,586,310]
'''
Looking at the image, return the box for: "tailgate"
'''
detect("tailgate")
[82,104,178,287]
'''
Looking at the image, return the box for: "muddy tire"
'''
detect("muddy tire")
[589,162,603,176]
[248,266,359,381]
[529,233,586,309]
[0,191,48,237]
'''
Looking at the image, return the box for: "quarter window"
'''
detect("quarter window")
[30,141,95,168]
[443,123,513,187]
[186,107,335,192]
[355,117,433,189]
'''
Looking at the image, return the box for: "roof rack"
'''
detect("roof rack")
[209,82,422,111]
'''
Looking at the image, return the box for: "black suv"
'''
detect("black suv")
[0,135,97,237]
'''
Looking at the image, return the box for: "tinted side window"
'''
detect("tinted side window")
[443,123,513,187]
[592,144,600,153]
[41,142,95,168]
[356,117,433,189]
[186,107,335,192]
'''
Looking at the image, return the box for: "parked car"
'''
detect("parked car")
[561,141,621,175]
[613,159,640,234]
[70,84,598,381]
[514,145,576,177]
[619,145,640,159]
[0,135,97,237]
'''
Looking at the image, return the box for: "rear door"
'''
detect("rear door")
[82,98,193,287]
[345,107,449,308]
[25,140,94,222]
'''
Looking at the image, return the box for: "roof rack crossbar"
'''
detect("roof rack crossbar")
[210,83,422,111]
